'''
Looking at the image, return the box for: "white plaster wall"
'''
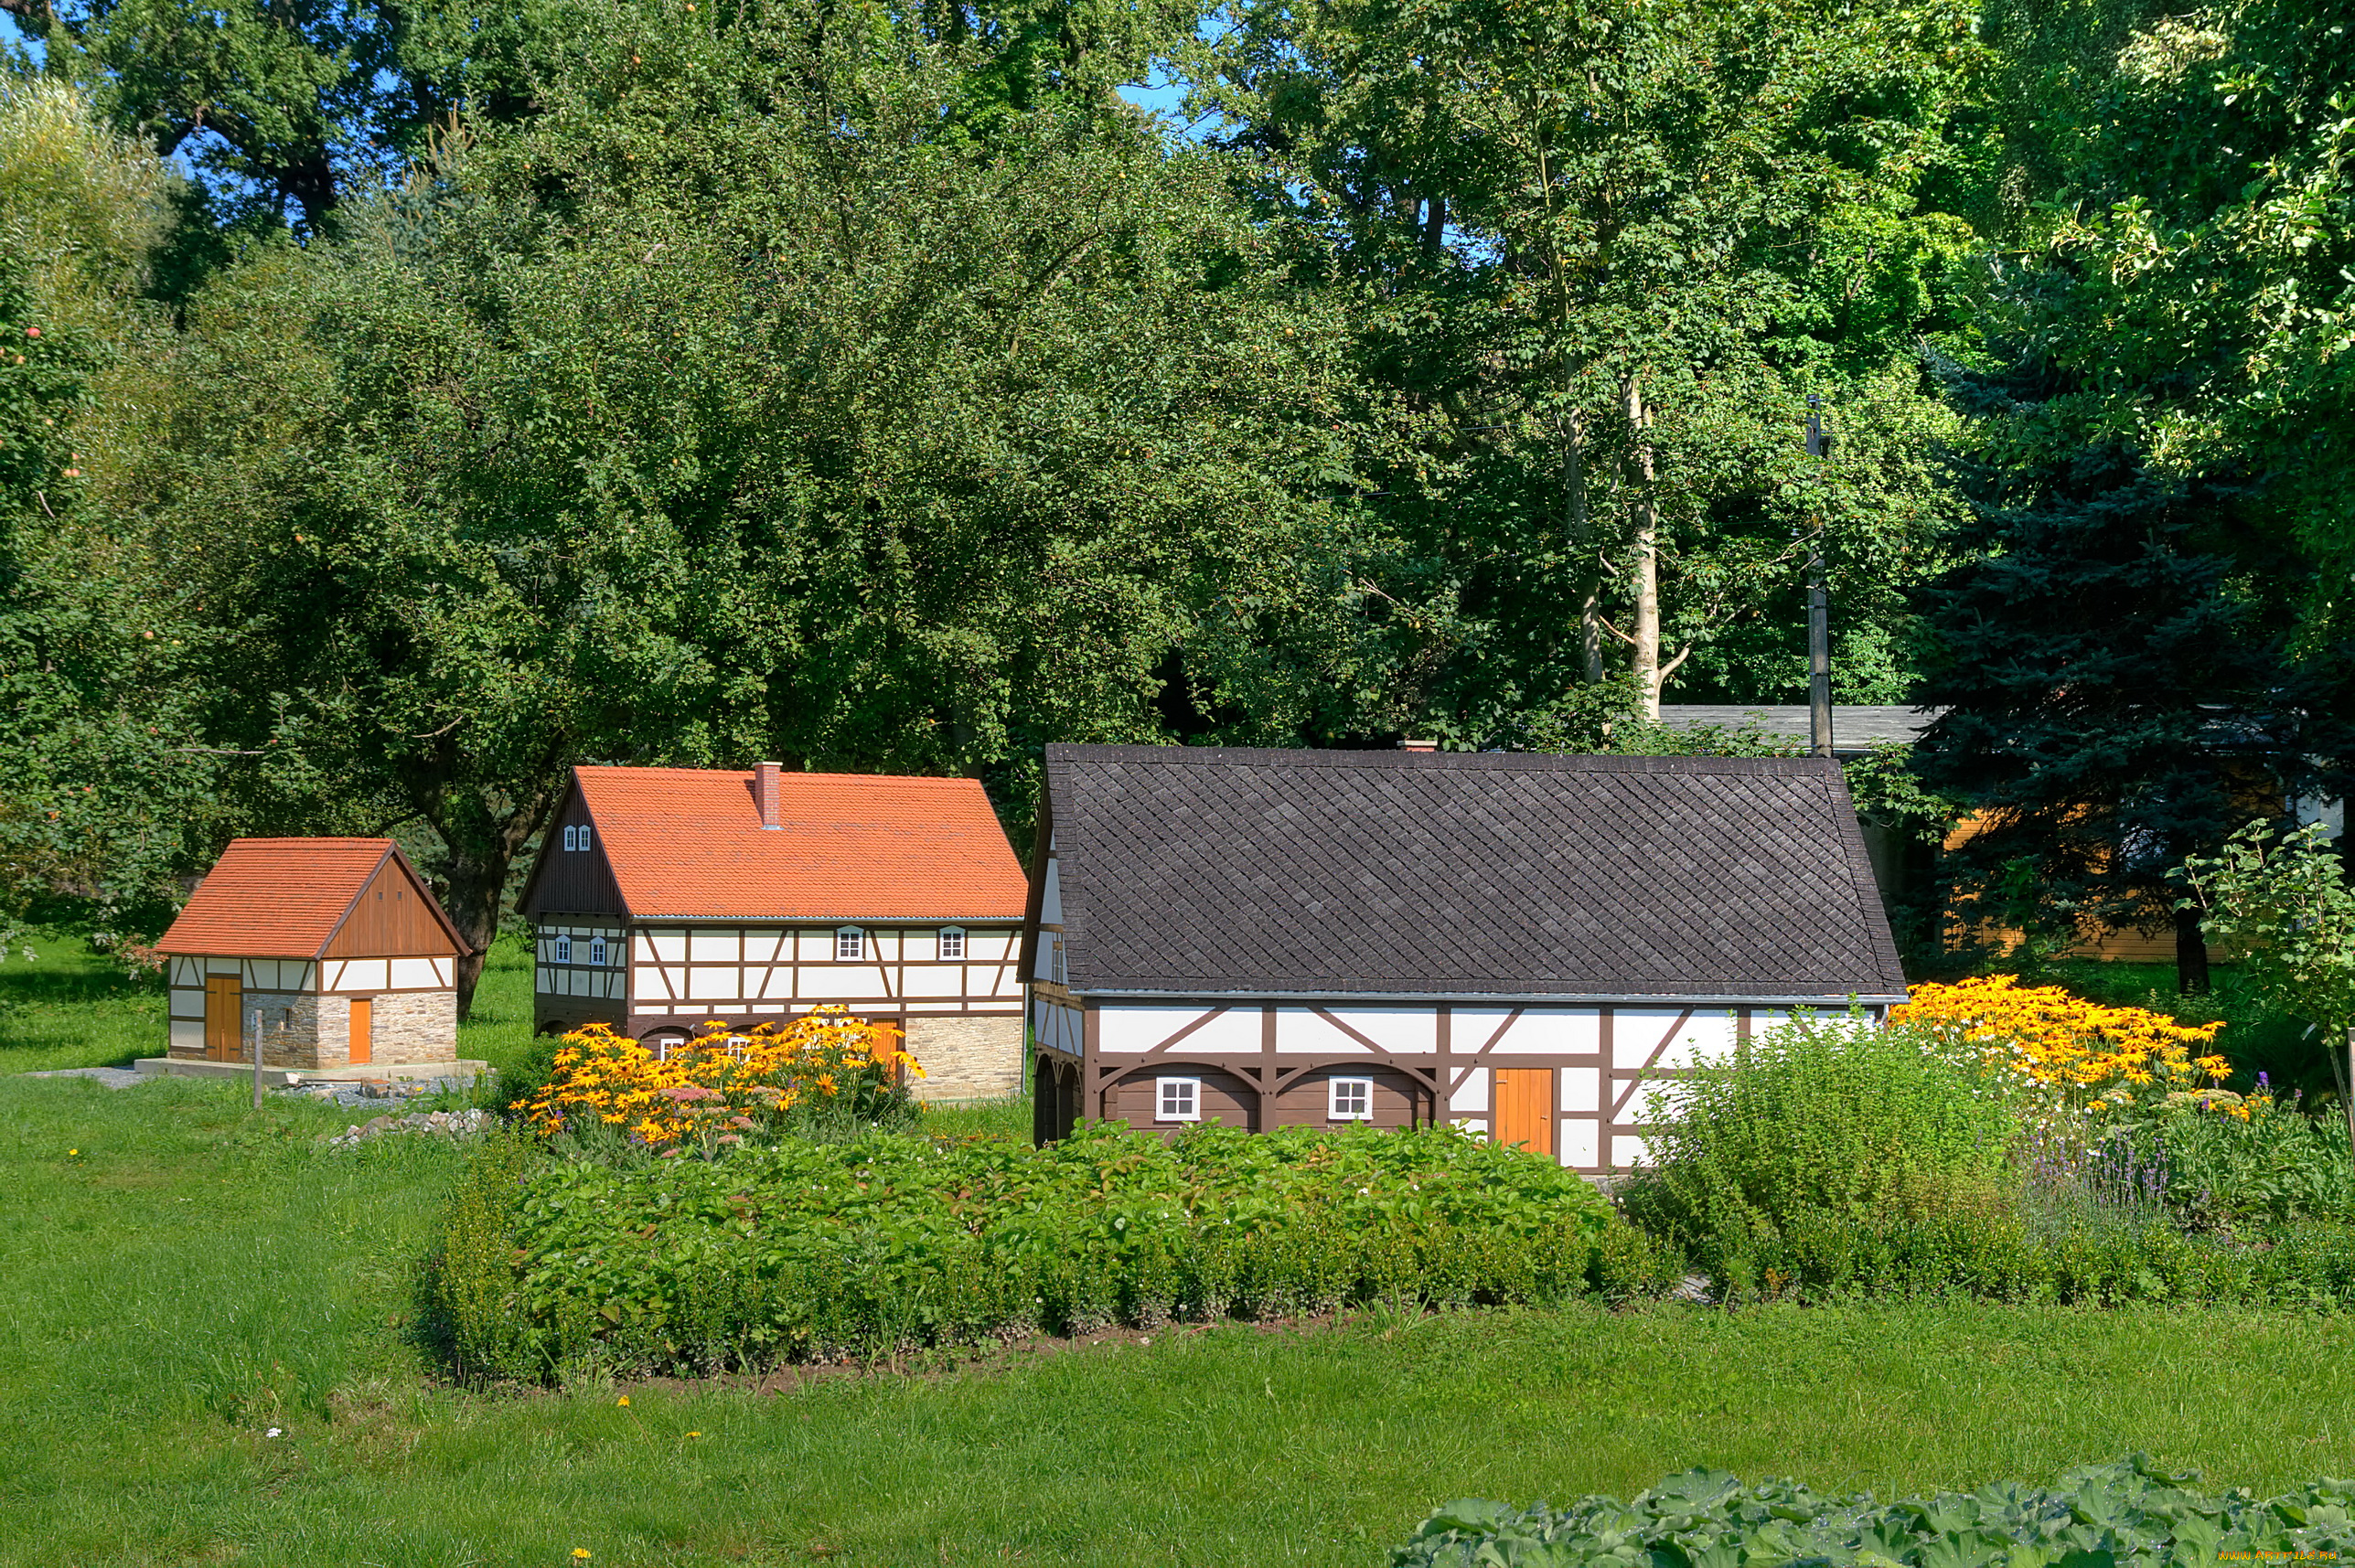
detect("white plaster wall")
[1560,1118,1600,1168]
[1560,1065,1600,1113]
[1449,1066,1490,1115]
[1040,858,1062,925]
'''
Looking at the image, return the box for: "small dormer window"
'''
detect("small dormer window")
[836,926,864,961]
[562,826,577,851]
[578,824,592,853]
[1329,1076,1373,1121]
[938,926,966,960]
[1156,1077,1201,1123]
[553,934,573,964]
[589,937,606,966]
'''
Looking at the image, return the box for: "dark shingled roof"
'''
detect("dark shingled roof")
[1042,745,1908,1001]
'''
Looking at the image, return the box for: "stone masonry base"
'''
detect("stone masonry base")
[902,1014,1023,1103]
[163,988,460,1071]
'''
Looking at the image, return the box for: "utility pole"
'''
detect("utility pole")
[1804,393,1833,759]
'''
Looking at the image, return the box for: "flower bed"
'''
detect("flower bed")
[430,1124,1651,1381]
[1390,1456,2355,1566]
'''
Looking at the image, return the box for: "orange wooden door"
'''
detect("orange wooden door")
[204,975,241,1061]
[348,997,374,1066]
[1492,1068,1555,1157]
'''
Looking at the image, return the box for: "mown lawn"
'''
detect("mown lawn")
[4,1067,2355,1567]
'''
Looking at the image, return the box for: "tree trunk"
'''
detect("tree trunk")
[1565,401,1601,683]
[2340,1026,2355,1162]
[2173,903,2211,995]
[1626,379,1662,717]
[426,781,562,1020]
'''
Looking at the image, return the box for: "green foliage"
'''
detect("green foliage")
[434,1122,1637,1380]
[2182,821,2355,1136]
[2141,1101,2355,1228]
[1620,1015,2015,1279]
[1390,1456,2355,1567]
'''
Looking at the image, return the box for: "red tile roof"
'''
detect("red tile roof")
[156,838,458,957]
[569,766,1027,921]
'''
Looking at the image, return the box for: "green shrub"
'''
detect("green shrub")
[421,1126,544,1381]
[1390,1455,2355,1567]
[436,1123,1628,1381]
[1619,1013,2013,1285]
[2136,1095,2355,1225]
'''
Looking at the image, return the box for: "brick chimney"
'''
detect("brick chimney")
[755,761,783,829]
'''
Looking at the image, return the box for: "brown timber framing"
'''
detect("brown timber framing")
[1030,994,1886,1171]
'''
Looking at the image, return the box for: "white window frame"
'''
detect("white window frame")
[579,824,593,853]
[562,825,578,851]
[589,937,606,966]
[937,926,966,961]
[836,926,865,961]
[1156,1076,1202,1124]
[553,934,573,964]
[1051,933,1066,986]
[1329,1076,1374,1122]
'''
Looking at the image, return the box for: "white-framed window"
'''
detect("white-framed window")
[553,934,573,964]
[836,926,865,961]
[1051,933,1066,986]
[1156,1077,1201,1124]
[562,825,578,851]
[589,937,606,966]
[938,926,966,960]
[1329,1076,1374,1121]
[579,824,593,853]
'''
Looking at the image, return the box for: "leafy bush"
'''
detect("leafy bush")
[2134,1094,2355,1226]
[430,1123,1651,1381]
[1390,1455,2355,1567]
[1619,1013,2013,1281]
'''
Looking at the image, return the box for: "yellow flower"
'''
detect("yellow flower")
[574,1552,592,1562]
[616,1395,629,1407]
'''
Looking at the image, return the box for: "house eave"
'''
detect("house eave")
[1063,987,1910,1008]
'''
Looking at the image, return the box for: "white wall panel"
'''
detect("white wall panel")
[1320,1006,1437,1054]
[644,931,686,963]
[327,959,387,993]
[743,929,787,965]
[1274,1008,1377,1057]
[1611,1134,1655,1168]
[1492,1008,1601,1054]
[966,930,1016,961]
[639,963,677,1000]
[689,930,737,962]
[1450,1007,1521,1052]
[390,958,440,989]
[688,966,740,1000]
[1449,1067,1490,1115]
[1614,1008,1736,1069]
[534,965,553,994]
[752,965,792,1000]
[206,956,240,975]
[1561,1065,1600,1113]
[797,930,835,961]
[168,987,204,1019]
[171,957,198,987]
[169,1019,204,1051]
[1040,858,1062,924]
[1654,1009,1738,1070]
[1622,1079,1684,1123]
[1560,1118,1600,1168]
[1098,1003,1207,1053]
[428,958,448,987]
[902,964,964,999]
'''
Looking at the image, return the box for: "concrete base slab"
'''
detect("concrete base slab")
[134,1057,488,1089]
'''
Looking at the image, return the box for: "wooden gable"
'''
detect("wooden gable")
[322,849,466,958]
[518,776,628,921]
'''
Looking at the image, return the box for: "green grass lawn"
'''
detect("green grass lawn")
[6,1068,2355,1567]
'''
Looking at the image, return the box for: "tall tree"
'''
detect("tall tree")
[1191,0,1986,733]
[1910,402,2309,993]
[95,0,1395,1010]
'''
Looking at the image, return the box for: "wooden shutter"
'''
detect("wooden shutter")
[204,975,242,1061]
[348,997,373,1066]
[1492,1068,1555,1157]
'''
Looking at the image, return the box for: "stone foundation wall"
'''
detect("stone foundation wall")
[902,1014,1023,1103]
[319,989,458,1068]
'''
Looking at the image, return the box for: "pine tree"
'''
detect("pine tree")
[1911,416,2302,994]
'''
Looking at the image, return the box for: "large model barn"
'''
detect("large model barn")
[1022,744,1909,1172]
[519,763,1030,1101]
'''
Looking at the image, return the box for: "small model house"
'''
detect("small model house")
[1022,745,1909,1173]
[153,837,469,1074]
[518,763,1030,1101]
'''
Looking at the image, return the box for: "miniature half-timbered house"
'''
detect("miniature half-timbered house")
[518,763,1030,1101]
[151,837,469,1073]
[1022,745,1910,1173]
